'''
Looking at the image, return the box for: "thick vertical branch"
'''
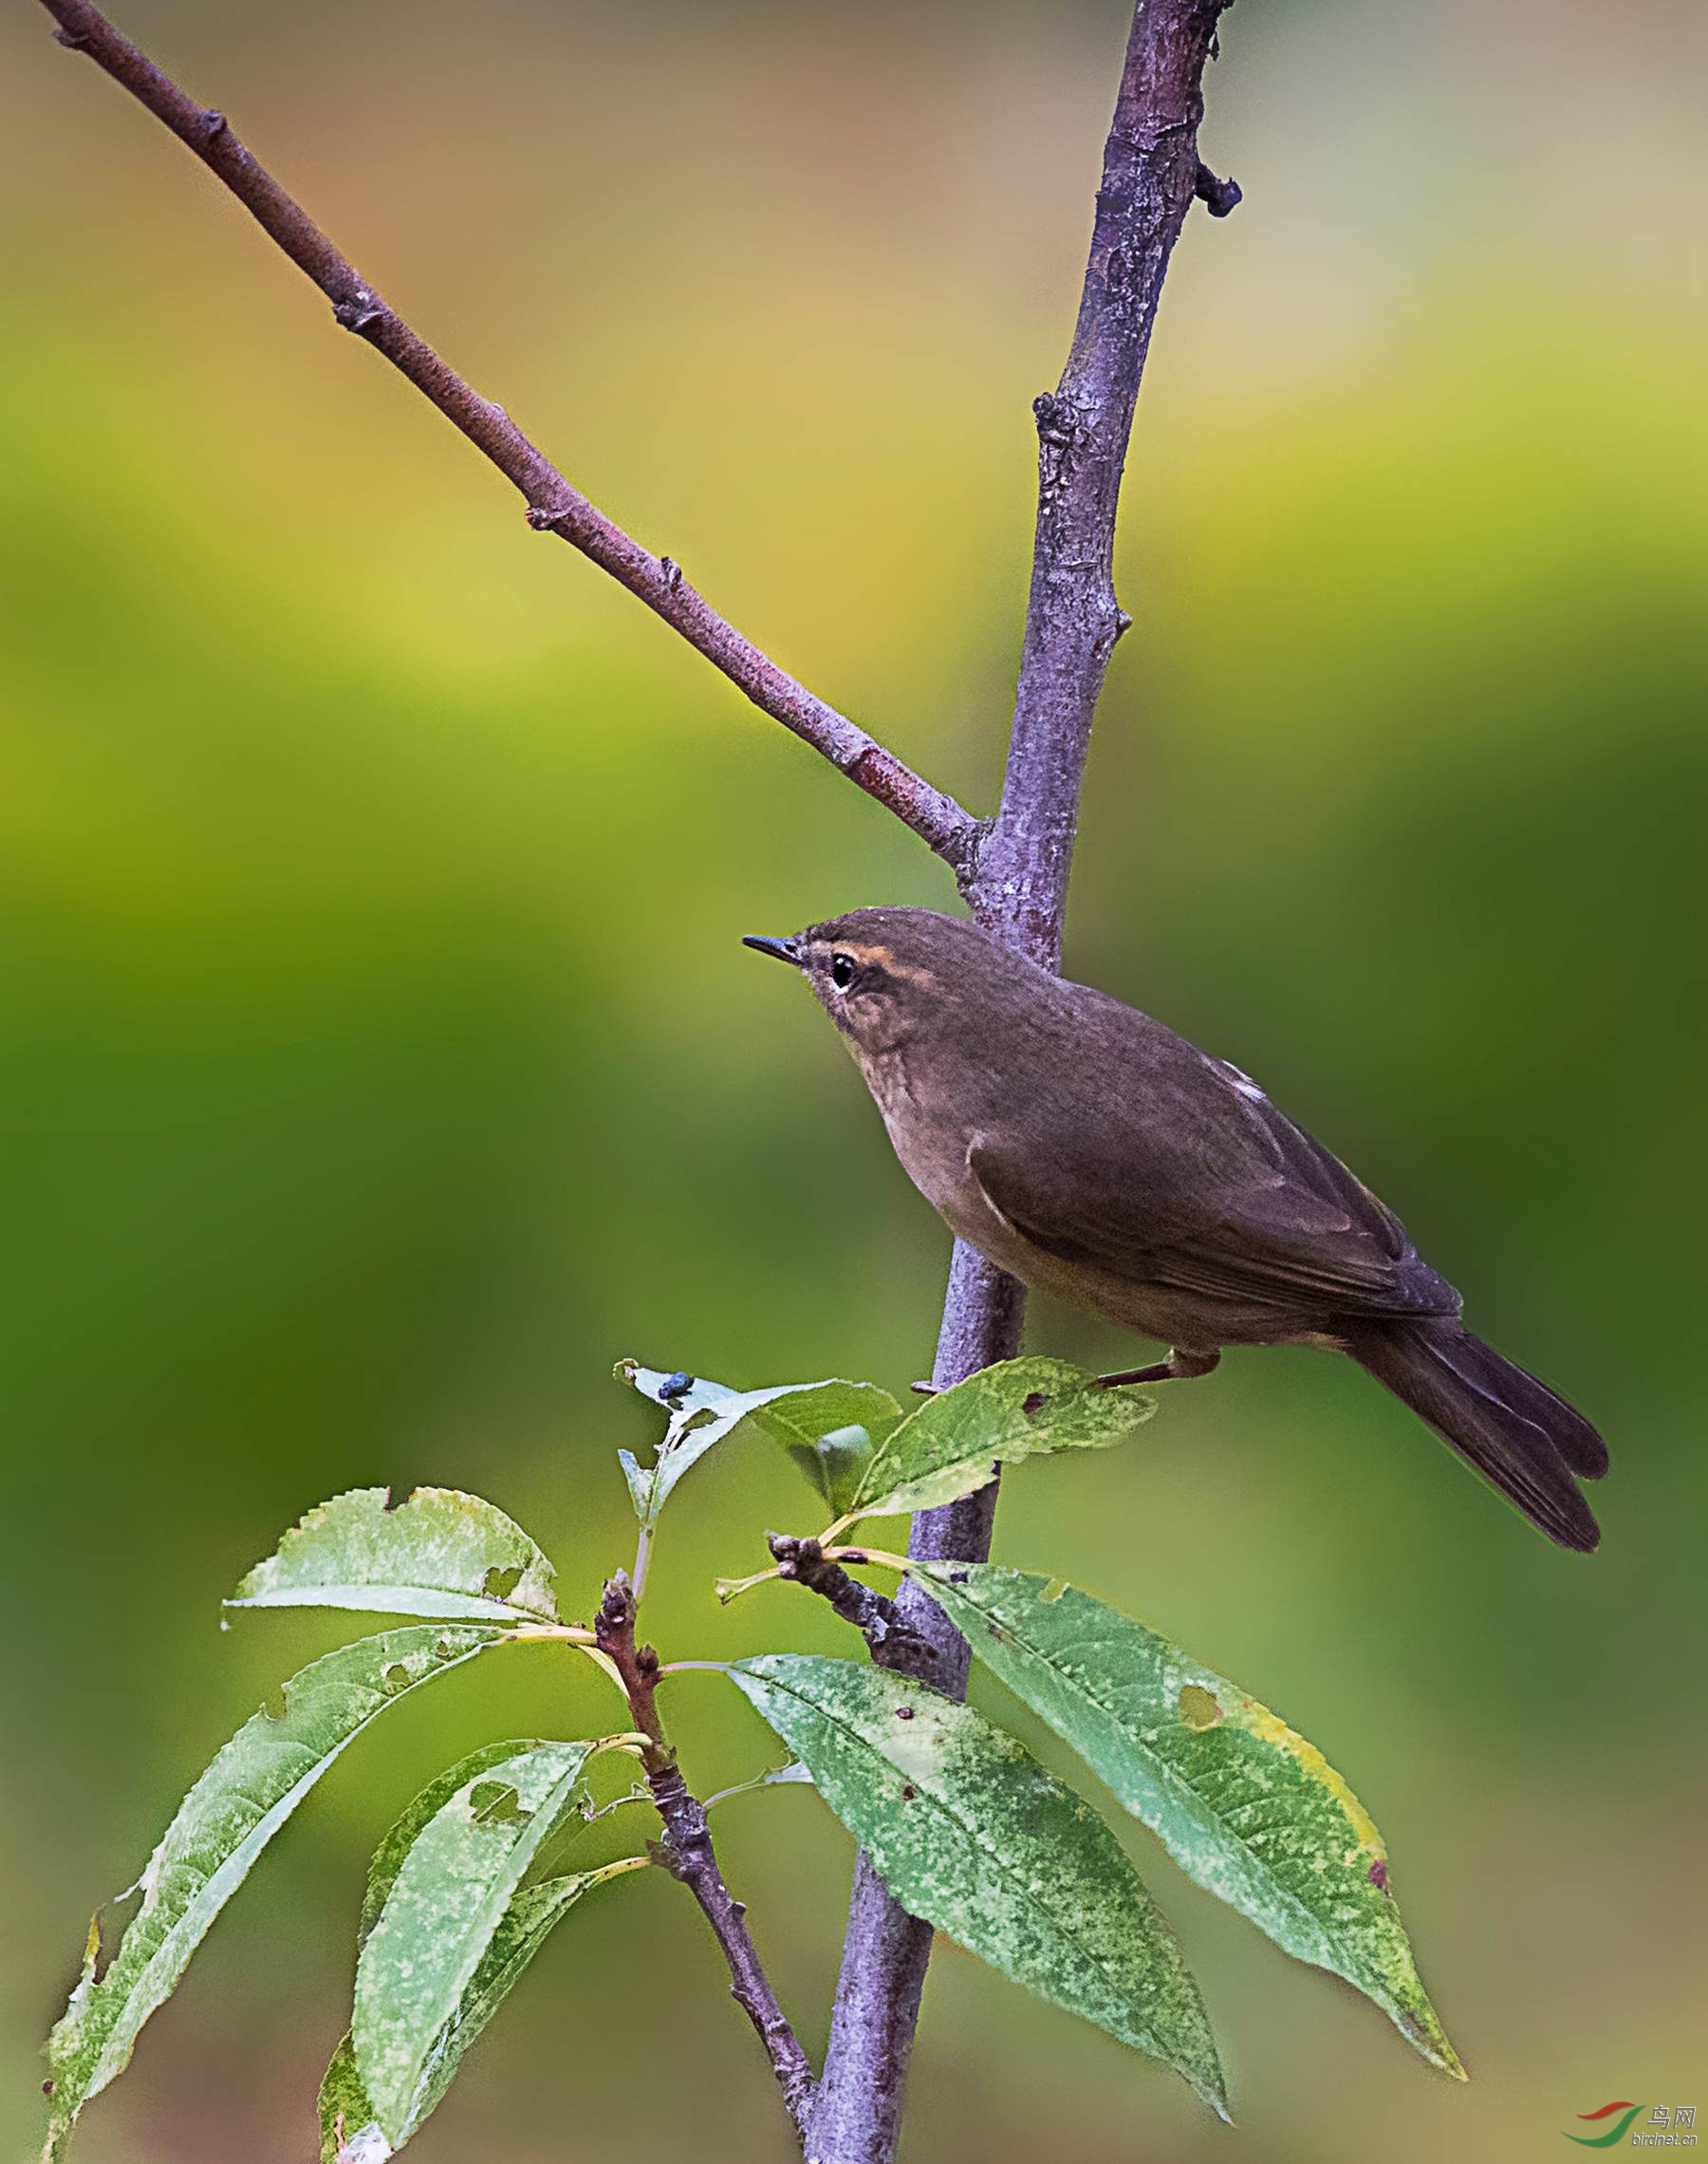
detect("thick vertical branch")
[809,8,1232,2158]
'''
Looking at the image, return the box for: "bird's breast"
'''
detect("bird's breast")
[861,1068,1053,1284]
[859,1053,984,1216]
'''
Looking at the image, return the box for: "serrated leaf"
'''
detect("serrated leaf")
[322,1864,637,2161]
[353,1742,597,2141]
[845,1359,1155,1520]
[228,1486,559,1624]
[912,1563,1462,2077]
[727,1653,1225,2116]
[318,2034,392,2164]
[358,1743,536,1945]
[615,1361,900,1524]
[42,1626,500,2162]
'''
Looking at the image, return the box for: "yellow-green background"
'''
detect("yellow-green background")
[4,1,1703,2158]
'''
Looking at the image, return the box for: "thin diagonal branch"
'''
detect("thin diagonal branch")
[597,1575,817,2138]
[809,8,1235,2160]
[34,0,981,881]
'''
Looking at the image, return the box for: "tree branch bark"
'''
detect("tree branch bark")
[808,9,1233,2159]
[32,0,980,882]
[597,1575,819,2137]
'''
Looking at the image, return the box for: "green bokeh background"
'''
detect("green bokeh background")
[4,1,1703,2158]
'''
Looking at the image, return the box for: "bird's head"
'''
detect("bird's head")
[743,905,1014,1060]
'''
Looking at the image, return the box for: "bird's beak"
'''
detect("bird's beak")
[742,934,803,968]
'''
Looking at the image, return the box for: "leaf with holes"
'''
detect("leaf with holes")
[353,1741,607,2142]
[615,1361,901,1523]
[844,1359,1154,1521]
[227,1486,560,1624]
[321,1862,641,2161]
[321,1739,598,2163]
[359,1744,544,1946]
[726,1653,1225,2116]
[41,1626,501,2163]
[911,1562,1462,2076]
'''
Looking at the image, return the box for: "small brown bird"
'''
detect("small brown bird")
[745,906,1607,1551]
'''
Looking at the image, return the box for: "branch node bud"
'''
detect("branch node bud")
[332,292,385,337]
[1194,160,1242,217]
[1032,390,1071,444]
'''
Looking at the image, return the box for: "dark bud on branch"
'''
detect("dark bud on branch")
[1194,160,1242,217]
[332,293,386,336]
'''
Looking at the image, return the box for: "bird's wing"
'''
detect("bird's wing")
[968,1051,1459,1326]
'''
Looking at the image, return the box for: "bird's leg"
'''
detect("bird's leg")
[1096,1348,1221,1388]
[912,1347,1222,1396]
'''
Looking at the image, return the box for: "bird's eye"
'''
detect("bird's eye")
[830,953,857,992]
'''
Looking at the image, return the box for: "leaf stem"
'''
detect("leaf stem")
[714,1565,786,1605]
[589,1855,653,1883]
[827,1546,910,1576]
[700,1763,805,1815]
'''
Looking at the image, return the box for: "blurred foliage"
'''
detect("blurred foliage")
[2,0,1703,2158]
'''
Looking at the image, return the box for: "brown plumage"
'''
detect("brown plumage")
[745,906,1607,1552]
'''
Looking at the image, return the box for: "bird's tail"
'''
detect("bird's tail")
[1344,1316,1606,1552]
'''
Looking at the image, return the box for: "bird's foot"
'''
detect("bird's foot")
[911,1348,1221,1396]
[1096,1349,1221,1387]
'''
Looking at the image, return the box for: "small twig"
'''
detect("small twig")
[700,1762,810,1815]
[34,0,982,884]
[595,1574,816,2140]
[766,1536,921,1658]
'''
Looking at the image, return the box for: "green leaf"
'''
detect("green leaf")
[615,1361,900,1523]
[616,1448,654,1520]
[42,1626,501,2162]
[358,1743,537,1945]
[912,1563,1463,2078]
[769,1417,888,1520]
[726,1653,1225,2116]
[228,1486,560,1624]
[318,2034,389,2164]
[353,1741,600,2142]
[321,1865,640,2162]
[845,1359,1155,1520]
